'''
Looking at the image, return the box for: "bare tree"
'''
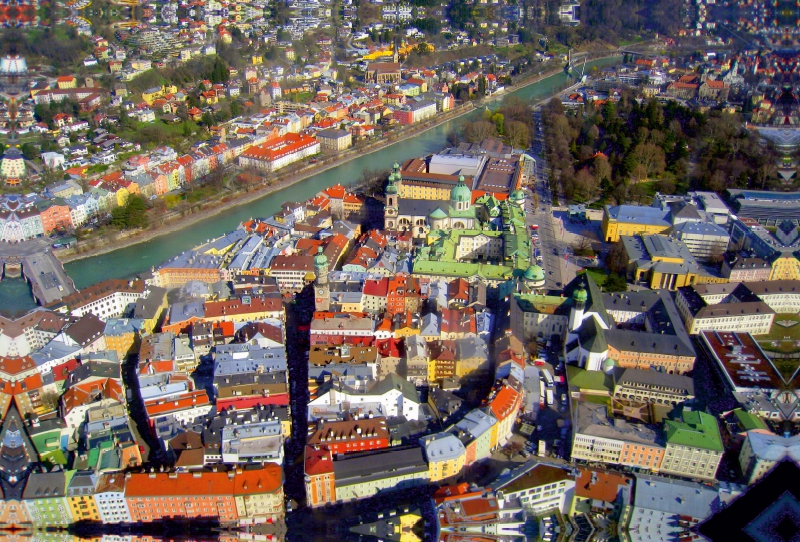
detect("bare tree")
[605,241,629,274]
[572,236,593,257]
[631,143,666,179]
[505,120,530,149]
[463,120,498,143]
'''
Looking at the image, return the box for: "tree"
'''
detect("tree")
[603,272,628,293]
[572,167,600,202]
[210,56,230,84]
[111,195,149,230]
[20,142,38,161]
[505,121,529,149]
[463,120,497,143]
[572,236,593,257]
[592,155,611,183]
[630,142,666,180]
[605,241,628,274]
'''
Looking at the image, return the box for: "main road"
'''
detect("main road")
[524,106,576,292]
[63,58,619,290]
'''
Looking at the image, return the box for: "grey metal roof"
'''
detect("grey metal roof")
[633,473,719,516]
[397,198,446,217]
[333,447,427,483]
[23,471,68,500]
[615,367,695,396]
[605,328,695,358]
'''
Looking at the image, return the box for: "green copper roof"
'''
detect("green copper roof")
[602,357,617,373]
[524,265,545,281]
[429,207,448,219]
[451,176,472,203]
[566,365,614,393]
[314,246,328,266]
[664,411,723,452]
[573,285,588,303]
[510,189,525,202]
[733,408,768,431]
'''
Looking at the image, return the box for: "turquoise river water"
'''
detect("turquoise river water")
[0,57,619,313]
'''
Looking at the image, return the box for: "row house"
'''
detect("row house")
[122,466,284,524]
[45,279,148,319]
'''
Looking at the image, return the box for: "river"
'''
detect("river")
[57,57,618,290]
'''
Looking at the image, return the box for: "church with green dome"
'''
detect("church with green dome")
[382,161,535,286]
[385,167,478,236]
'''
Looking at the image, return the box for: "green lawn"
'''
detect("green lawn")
[580,268,609,287]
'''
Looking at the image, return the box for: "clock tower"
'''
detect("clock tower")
[314,246,330,311]
[384,162,400,230]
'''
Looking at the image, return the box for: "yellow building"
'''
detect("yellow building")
[56,76,77,89]
[769,255,800,280]
[252,55,263,65]
[421,433,466,483]
[141,85,166,105]
[67,472,101,522]
[398,180,453,201]
[601,204,673,243]
[394,324,420,338]
[103,319,141,360]
[621,234,727,291]
[114,185,130,208]
[134,289,167,335]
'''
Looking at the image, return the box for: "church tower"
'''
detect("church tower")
[568,281,588,332]
[314,246,330,311]
[384,162,400,230]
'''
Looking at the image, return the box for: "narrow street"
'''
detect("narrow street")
[283,287,314,507]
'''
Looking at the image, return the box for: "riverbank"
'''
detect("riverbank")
[57,55,618,265]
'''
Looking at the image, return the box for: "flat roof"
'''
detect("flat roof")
[700,330,784,391]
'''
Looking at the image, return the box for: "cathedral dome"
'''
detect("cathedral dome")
[450,175,472,203]
[523,265,545,282]
[510,189,525,204]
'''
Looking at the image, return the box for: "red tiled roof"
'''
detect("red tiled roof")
[304,446,334,476]
[125,464,282,497]
[363,278,389,297]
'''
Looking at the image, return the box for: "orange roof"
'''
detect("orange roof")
[62,378,123,412]
[0,372,43,396]
[125,464,282,497]
[304,446,334,476]
[0,356,36,377]
[575,467,631,502]
[488,384,520,421]
[57,75,76,82]
[144,390,209,417]
[323,183,346,200]
[203,296,282,319]
[434,483,480,503]
[241,133,318,163]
